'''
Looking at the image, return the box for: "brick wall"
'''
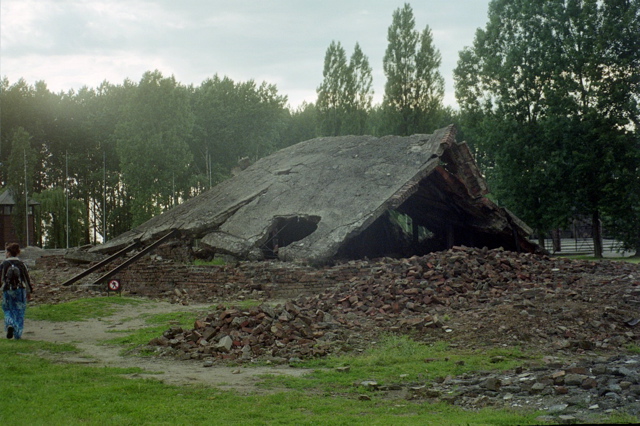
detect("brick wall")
[37,255,369,299]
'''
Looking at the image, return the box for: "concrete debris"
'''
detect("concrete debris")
[416,355,640,423]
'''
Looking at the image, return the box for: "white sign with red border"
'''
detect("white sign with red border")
[108,279,121,291]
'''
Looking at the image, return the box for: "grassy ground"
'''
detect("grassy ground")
[556,254,640,263]
[0,297,637,425]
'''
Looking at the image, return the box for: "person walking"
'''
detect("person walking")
[1,243,33,339]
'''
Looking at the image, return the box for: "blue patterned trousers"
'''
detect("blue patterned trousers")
[3,288,27,339]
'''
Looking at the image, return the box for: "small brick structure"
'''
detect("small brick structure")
[36,254,368,299]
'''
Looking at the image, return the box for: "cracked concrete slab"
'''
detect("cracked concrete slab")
[91,125,539,263]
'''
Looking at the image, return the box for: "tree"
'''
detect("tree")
[0,79,57,190]
[5,127,38,245]
[0,79,98,246]
[454,1,567,246]
[34,187,84,248]
[81,81,130,242]
[382,3,444,136]
[281,102,319,147]
[316,42,374,136]
[1,71,292,244]
[89,80,138,240]
[115,70,194,226]
[316,41,350,136]
[53,86,105,245]
[344,43,374,135]
[190,75,287,189]
[454,0,640,257]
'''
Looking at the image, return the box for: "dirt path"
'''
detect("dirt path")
[23,301,310,393]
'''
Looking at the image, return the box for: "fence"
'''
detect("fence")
[532,238,627,256]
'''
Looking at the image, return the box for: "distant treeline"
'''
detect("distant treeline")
[0,3,454,248]
[1,1,639,256]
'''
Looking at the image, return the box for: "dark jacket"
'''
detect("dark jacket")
[1,257,33,293]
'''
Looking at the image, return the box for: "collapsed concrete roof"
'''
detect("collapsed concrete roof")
[92,125,539,263]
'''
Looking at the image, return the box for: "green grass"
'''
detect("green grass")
[2,297,637,424]
[104,310,203,353]
[28,296,144,322]
[557,254,640,263]
[103,301,262,353]
[0,339,548,425]
[3,338,634,425]
[626,343,640,354]
[258,336,530,392]
[608,256,639,264]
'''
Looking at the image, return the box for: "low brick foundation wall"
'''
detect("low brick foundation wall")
[36,254,368,299]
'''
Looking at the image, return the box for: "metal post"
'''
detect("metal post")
[66,151,69,249]
[24,149,29,246]
[103,151,106,242]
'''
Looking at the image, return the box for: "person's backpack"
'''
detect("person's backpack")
[4,262,23,290]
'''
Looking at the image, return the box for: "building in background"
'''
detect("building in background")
[0,191,39,248]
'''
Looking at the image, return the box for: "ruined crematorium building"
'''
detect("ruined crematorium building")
[92,125,539,264]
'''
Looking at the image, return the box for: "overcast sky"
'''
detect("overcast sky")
[1,0,492,109]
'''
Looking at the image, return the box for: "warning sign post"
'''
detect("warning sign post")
[107,279,122,295]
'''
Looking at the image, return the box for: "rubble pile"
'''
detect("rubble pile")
[147,246,640,363]
[149,300,352,362]
[28,246,640,422]
[361,354,640,423]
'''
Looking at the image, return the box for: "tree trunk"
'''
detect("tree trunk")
[552,229,561,253]
[633,231,640,258]
[537,231,545,252]
[82,195,95,246]
[592,210,603,258]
